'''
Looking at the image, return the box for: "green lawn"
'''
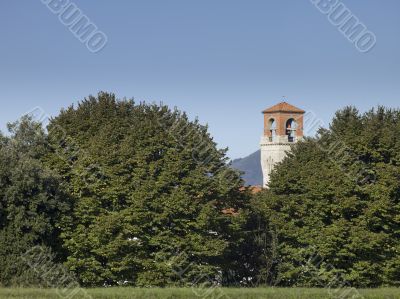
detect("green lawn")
[0,288,399,299]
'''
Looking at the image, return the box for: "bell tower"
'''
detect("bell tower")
[260,102,305,187]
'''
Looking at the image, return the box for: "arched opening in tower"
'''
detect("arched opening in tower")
[286,118,297,142]
[269,118,277,141]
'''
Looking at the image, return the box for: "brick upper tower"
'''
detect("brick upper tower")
[260,102,305,187]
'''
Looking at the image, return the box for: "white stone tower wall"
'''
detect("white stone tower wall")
[260,135,292,187]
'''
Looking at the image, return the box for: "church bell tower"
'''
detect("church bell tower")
[260,102,305,187]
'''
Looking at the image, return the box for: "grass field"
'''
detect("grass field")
[0,287,399,299]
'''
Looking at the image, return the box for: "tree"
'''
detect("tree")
[254,106,400,287]
[0,117,70,286]
[46,92,246,286]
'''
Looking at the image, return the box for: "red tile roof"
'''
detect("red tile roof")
[239,185,263,194]
[222,208,239,216]
[262,102,305,114]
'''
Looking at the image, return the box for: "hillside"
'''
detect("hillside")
[231,150,263,186]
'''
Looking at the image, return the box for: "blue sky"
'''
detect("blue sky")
[0,0,399,159]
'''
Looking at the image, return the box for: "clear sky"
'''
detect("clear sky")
[0,0,399,159]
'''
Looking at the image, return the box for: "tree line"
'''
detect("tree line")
[0,92,399,288]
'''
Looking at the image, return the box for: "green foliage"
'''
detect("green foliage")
[0,117,70,286]
[45,92,246,287]
[254,106,400,287]
[0,287,400,299]
[2,96,400,289]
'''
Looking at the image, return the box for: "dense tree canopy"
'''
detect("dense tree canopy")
[254,107,400,287]
[0,117,70,286]
[45,92,247,286]
[1,93,399,289]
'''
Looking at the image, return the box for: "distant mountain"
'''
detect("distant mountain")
[231,150,263,186]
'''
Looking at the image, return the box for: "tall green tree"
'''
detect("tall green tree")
[46,92,246,286]
[0,117,70,286]
[254,106,400,287]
